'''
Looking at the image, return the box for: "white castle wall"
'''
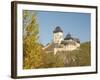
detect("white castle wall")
[53,32,63,44]
[54,42,80,54]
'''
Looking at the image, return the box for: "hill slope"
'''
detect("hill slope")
[43,41,91,68]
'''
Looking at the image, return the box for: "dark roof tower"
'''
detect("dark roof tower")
[64,33,80,43]
[64,33,73,40]
[53,26,63,33]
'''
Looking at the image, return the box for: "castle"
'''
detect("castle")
[43,26,80,54]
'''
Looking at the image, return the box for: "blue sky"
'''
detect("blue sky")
[36,11,91,45]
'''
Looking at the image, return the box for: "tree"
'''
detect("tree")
[23,11,44,69]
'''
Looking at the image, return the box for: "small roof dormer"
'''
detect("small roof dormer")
[53,26,63,33]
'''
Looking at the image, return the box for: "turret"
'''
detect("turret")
[53,26,63,44]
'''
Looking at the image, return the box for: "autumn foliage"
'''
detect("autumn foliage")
[23,11,44,69]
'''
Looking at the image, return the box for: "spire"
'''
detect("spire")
[53,26,63,33]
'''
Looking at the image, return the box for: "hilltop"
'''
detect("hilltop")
[42,41,91,68]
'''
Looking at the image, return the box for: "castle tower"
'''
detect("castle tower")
[64,33,80,50]
[53,26,63,44]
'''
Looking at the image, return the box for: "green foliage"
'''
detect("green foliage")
[78,42,91,66]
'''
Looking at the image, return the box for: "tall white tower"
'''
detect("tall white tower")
[53,26,63,44]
